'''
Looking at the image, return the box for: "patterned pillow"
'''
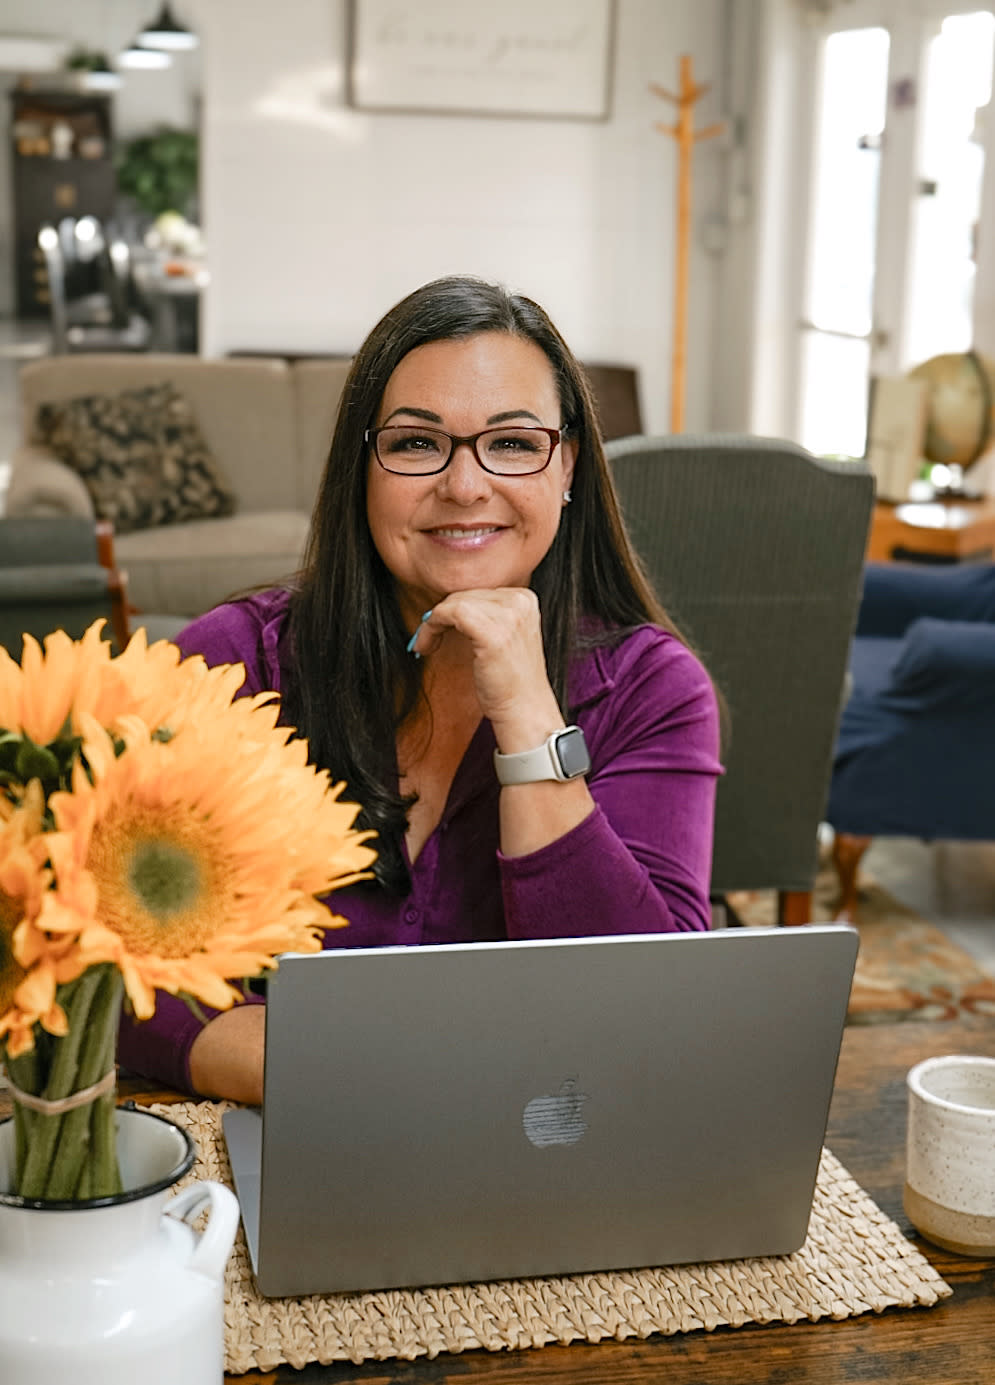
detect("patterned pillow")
[33,383,236,534]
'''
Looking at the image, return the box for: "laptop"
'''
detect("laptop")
[223,924,858,1298]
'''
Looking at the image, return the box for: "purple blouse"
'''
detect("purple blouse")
[117,590,722,1092]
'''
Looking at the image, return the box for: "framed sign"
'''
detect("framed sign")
[348,0,616,120]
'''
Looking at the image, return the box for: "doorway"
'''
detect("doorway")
[795,1,995,458]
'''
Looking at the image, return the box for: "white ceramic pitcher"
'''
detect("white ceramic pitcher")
[0,1106,240,1384]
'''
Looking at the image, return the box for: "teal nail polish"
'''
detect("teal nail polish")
[406,608,433,656]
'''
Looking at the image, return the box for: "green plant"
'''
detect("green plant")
[64,46,112,73]
[116,127,199,219]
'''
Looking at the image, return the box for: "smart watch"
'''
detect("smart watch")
[493,726,591,786]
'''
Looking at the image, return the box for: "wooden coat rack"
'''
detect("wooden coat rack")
[652,56,724,432]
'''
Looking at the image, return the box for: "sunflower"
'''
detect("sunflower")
[43,713,377,1020]
[0,783,87,1058]
[0,620,263,753]
[0,623,114,746]
[98,626,266,739]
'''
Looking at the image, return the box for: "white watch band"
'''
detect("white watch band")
[493,726,590,786]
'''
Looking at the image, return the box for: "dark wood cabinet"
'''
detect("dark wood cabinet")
[9,89,117,317]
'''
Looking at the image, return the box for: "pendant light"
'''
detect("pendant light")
[118,38,172,69]
[138,4,199,51]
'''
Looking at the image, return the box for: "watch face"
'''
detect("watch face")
[555,727,591,779]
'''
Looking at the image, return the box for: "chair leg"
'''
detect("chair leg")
[832,833,873,921]
[777,890,813,927]
[95,519,132,651]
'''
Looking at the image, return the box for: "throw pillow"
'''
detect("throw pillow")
[34,383,236,534]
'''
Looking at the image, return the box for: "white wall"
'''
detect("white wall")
[195,0,732,434]
[747,0,813,440]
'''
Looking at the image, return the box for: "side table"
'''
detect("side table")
[867,498,995,563]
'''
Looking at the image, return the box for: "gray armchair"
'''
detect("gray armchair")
[0,517,185,656]
[0,516,132,654]
[605,434,874,924]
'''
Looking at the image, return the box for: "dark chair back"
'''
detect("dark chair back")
[37,225,70,353]
[0,516,130,654]
[581,363,643,441]
[37,220,150,355]
[606,434,875,902]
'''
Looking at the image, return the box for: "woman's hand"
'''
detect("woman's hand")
[411,588,564,752]
[410,588,595,857]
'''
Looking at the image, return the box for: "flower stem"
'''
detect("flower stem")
[44,965,124,1201]
[15,968,104,1198]
[6,1045,40,1177]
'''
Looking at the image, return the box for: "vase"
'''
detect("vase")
[0,1105,240,1384]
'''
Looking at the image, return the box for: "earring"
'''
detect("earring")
[562,490,572,505]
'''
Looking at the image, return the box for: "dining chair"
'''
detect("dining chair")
[581,363,643,441]
[605,434,875,924]
[37,222,151,355]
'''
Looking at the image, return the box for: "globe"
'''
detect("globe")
[906,350,995,468]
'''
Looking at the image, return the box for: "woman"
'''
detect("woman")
[118,276,722,1103]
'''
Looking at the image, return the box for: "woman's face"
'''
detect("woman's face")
[366,332,577,624]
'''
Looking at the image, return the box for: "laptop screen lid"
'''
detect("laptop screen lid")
[224,924,858,1298]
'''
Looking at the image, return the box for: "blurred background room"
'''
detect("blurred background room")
[2,0,994,994]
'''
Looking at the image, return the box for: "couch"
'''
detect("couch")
[827,561,995,914]
[6,354,352,619]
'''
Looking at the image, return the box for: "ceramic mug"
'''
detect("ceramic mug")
[904,1054,995,1257]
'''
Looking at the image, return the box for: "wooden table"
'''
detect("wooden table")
[867,498,995,562]
[221,1017,995,1384]
[5,1021,990,1382]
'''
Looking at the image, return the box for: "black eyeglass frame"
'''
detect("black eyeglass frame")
[365,425,563,477]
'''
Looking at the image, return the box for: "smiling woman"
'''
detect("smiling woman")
[116,275,723,1104]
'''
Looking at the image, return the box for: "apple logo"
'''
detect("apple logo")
[522,1078,590,1148]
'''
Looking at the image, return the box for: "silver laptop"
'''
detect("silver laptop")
[224,924,858,1298]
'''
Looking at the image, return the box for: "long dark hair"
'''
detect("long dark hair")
[283,275,682,891]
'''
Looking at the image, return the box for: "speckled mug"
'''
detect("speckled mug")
[905,1055,995,1257]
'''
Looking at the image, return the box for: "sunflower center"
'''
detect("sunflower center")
[87,800,233,957]
[128,840,203,919]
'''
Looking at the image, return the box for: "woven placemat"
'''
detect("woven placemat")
[152,1100,951,1374]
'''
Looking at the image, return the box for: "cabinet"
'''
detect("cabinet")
[9,89,117,317]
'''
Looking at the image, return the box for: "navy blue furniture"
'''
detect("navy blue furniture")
[827,560,995,913]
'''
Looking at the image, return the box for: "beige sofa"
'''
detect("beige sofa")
[7,354,351,619]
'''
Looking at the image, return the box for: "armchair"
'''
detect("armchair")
[606,435,874,924]
[827,561,995,916]
[0,517,187,656]
[0,516,131,653]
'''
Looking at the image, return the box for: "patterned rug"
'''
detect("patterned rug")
[727,860,995,1026]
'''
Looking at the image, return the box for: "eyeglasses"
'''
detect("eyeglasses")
[365,425,562,477]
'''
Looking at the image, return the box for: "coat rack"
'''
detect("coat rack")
[651,56,724,432]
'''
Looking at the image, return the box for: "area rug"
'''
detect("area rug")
[727,860,995,1026]
[155,1101,950,1375]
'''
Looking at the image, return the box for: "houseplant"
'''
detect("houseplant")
[116,126,199,220]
